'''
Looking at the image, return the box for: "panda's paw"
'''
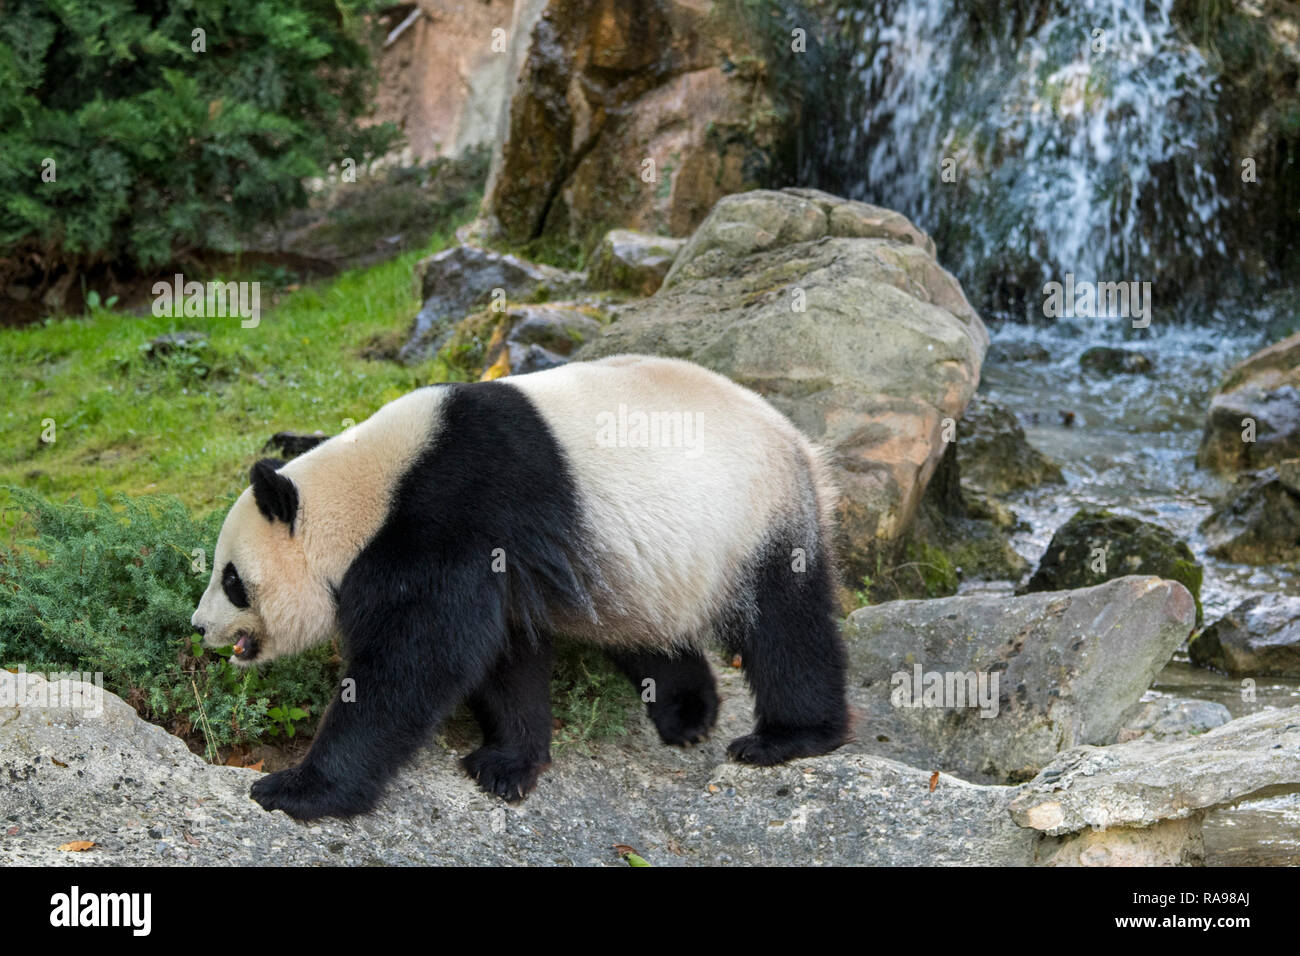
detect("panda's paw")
[649,689,718,747]
[250,764,374,821]
[461,746,546,803]
[726,725,845,766]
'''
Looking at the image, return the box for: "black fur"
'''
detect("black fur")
[720,537,849,764]
[249,458,298,531]
[250,382,590,820]
[608,648,719,746]
[263,431,331,459]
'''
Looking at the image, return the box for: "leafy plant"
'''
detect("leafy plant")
[0,487,338,754]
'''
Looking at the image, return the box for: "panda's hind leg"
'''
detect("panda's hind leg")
[607,647,719,746]
[725,542,849,765]
[462,633,554,802]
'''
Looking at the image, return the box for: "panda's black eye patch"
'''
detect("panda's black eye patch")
[222,562,250,609]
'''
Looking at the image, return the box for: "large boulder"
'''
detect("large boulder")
[7,667,1296,867]
[1023,509,1203,622]
[481,0,791,249]
[1197,331,1300,473]
[1189,593,1300,677]
[400,245,583,363]
[1199,459,1300,564]
[843,576,1195,784]
[957,394,1063,494]
[578,188,988,581]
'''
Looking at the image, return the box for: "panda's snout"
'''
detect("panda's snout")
[193,623,206,637]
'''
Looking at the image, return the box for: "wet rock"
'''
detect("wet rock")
[1023,508,1203,622]
[1199,460,1300,564]
[1189,593,1300,677]
[843,576,1195,784]
[400,245,583,364]
[988,340,1051,363]
[957,394,1064,494]
[1010,707,1300,836]
[1197,330,1300,473]
[578,188,988,583]
[587,230,686,297]
[1078,346,1154,376]
[1116,697,1232,742]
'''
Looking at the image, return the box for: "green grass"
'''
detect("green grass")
[0,225,473,520]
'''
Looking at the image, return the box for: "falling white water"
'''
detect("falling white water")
[827,0,1226,316]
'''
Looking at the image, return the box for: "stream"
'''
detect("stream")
[977,321,1300,865]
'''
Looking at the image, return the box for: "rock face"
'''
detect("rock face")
[578,188,989,581]
[371,0,513,162]
[1200,460,1300,564]
[957,394,1063,494]
[1023,509,1203,622]
[587,229,685,296]
[843,576,1195,784]
[1197,330,1300,473]
[481,0,790,249]
[1011,707,1300,837]
[1190,593,1300,677]
[8,667,1295,867]
[400,245,583,363]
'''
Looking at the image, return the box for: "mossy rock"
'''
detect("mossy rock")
[1023,508,1203,623]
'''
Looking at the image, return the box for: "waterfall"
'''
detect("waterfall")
[814,0,1227,320]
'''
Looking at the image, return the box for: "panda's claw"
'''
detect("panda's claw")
[461,746,545,803]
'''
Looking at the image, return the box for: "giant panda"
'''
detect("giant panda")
[192,354,848,820]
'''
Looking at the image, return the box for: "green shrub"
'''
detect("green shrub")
[0,0,400,288]
[0,488,337,757]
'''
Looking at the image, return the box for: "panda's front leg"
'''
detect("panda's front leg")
[251,585,507,820]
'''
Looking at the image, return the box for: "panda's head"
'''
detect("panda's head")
[191,458,336,666]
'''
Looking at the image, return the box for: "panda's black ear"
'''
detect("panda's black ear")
[249,458,299,532]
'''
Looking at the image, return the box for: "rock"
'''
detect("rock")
[1116,697,1232,742]
[8,666,1276,867]
[843,576,1195,784]
[1197,331,1300,473]
[482,0,790,249]
[1190,593,1300,677]
[1199,460,1300,564]
[400,245,583,364]
[510,344,569,374]
[0,668,1035,866]
[587,230,686,296]
[504,303,602,356]
[881,443,1028,600]
[988,340,1051,363]
[1023,509,1203,623]
[1010,707,1300,837]
[370,0,511,162]
[578,188,988,582]
[142,330,207,359]
[957,394,1064,494]
[1078,346,1154,376]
